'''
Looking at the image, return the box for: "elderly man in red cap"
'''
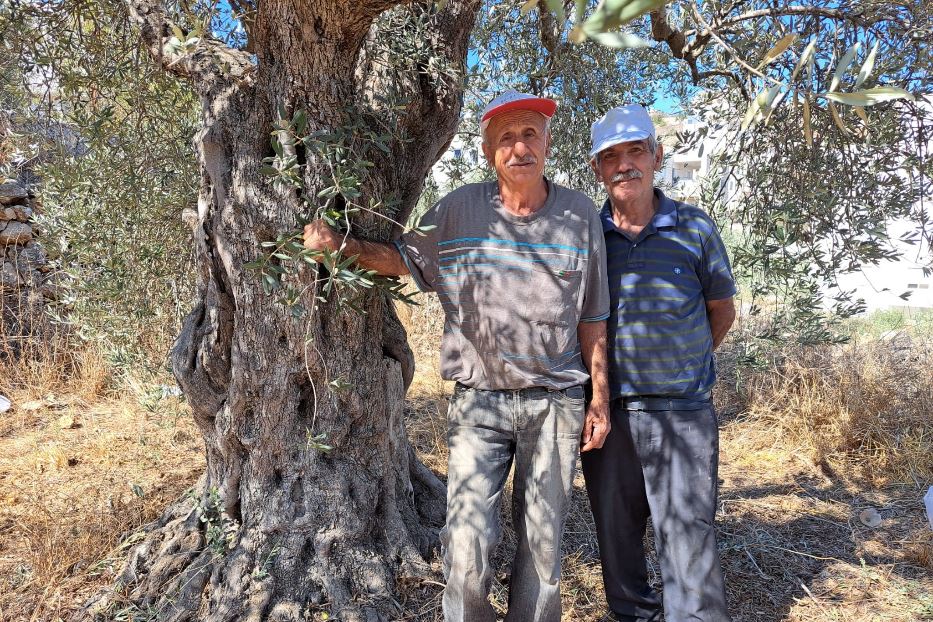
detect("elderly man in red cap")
[303,90,611,621]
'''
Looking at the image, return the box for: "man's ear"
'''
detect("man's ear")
[654,143,664,172]
[589,157,602,182]
[481,141,494,167]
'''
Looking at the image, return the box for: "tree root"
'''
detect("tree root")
[83,362,446,622]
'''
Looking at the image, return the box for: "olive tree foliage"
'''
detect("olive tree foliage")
[3,0,927,359]
[654,0,933,343]
[0,0,200,364]
[426,1,678,200]
[446,0,931,344]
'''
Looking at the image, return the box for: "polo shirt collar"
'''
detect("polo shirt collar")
[600,188,679,234]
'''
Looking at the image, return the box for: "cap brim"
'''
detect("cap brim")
[481,97,557,123]
[589,130,652,159]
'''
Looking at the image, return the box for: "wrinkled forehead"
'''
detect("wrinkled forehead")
[484,110,549,141]
[598,138,652,158]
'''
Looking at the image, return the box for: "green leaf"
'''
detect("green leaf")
[610,0,669,24]
[790,39,816,83]
[583,0,669,34]
[757,34,798,69]
[411,224,437,236]
[544,0,565,22]
[292,109,308,134]
[802,94,813,147]
[520,0,540,16]
[574,0,587,22]
[587,31,651,49]
[742,85,781,130]
[824,87,915,107]
[853,42,880,89]
[829,42,861,92]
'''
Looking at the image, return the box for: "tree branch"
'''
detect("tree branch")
[718,6,871,28]
[650,7,746,96]
[125,0,255,94]
[534,4,569,93]
[360,0,483,232]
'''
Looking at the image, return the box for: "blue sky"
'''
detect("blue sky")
[211,2,684,117]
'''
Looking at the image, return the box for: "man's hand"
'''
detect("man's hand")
[301,220,410,276]
[302,220,343,257]
[581,399,610,452]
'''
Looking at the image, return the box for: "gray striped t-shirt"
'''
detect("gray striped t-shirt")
[395,179,609,390]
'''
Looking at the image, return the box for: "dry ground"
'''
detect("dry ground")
[0,301,931,621]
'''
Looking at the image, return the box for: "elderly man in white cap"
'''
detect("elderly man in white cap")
[581,104,736,622]
[303,90,611,622]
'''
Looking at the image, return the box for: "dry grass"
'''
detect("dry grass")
[0,323,203,621]
[1,289,930,621]
[731,338,933,487]
[0,389,203,620]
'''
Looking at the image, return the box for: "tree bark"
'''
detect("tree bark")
[87,2,479,620]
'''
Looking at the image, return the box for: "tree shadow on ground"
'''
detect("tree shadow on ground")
[400,389,932,622]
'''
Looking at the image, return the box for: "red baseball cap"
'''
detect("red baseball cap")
[480,90,558,124]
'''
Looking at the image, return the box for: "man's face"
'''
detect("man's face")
[591,139,663,206]
[482,110,550,188]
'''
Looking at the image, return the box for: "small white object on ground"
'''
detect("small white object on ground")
[858,507,883,528]
[0,395,10,413]
[924,486,933,531]
[160,385,183,399]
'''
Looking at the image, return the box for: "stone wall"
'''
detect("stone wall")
[1,179,53,352]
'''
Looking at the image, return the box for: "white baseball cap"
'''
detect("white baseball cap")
[480,90,557,127]
[589,104,655,160]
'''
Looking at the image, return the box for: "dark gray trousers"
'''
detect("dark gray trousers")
[580,401,730,622]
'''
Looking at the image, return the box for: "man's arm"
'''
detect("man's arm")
[706,297,736,350]
[303,220,409,276]
[578,320,610,452]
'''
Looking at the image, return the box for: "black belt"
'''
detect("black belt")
[454,382,583,397]
[617,392,711,411]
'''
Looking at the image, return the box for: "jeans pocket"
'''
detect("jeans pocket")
[554,390,585,439]
[562,385,586,405]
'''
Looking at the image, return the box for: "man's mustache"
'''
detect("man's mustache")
[610,170,643,183]
[507,155,537,166]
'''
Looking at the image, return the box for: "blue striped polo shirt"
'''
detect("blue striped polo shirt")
[603,189,736,400]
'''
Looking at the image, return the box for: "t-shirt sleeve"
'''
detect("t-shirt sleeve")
[699,221,737,301]
[581,213,611,322]
[393,203,443,293]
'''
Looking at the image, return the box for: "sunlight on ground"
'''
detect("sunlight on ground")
[0,390,203,619]
[0,299,930,621]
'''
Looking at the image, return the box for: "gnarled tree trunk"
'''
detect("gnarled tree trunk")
[86,1,480,620]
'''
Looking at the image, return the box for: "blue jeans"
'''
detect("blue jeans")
[581,401,731,622]
[440,384,585,622]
